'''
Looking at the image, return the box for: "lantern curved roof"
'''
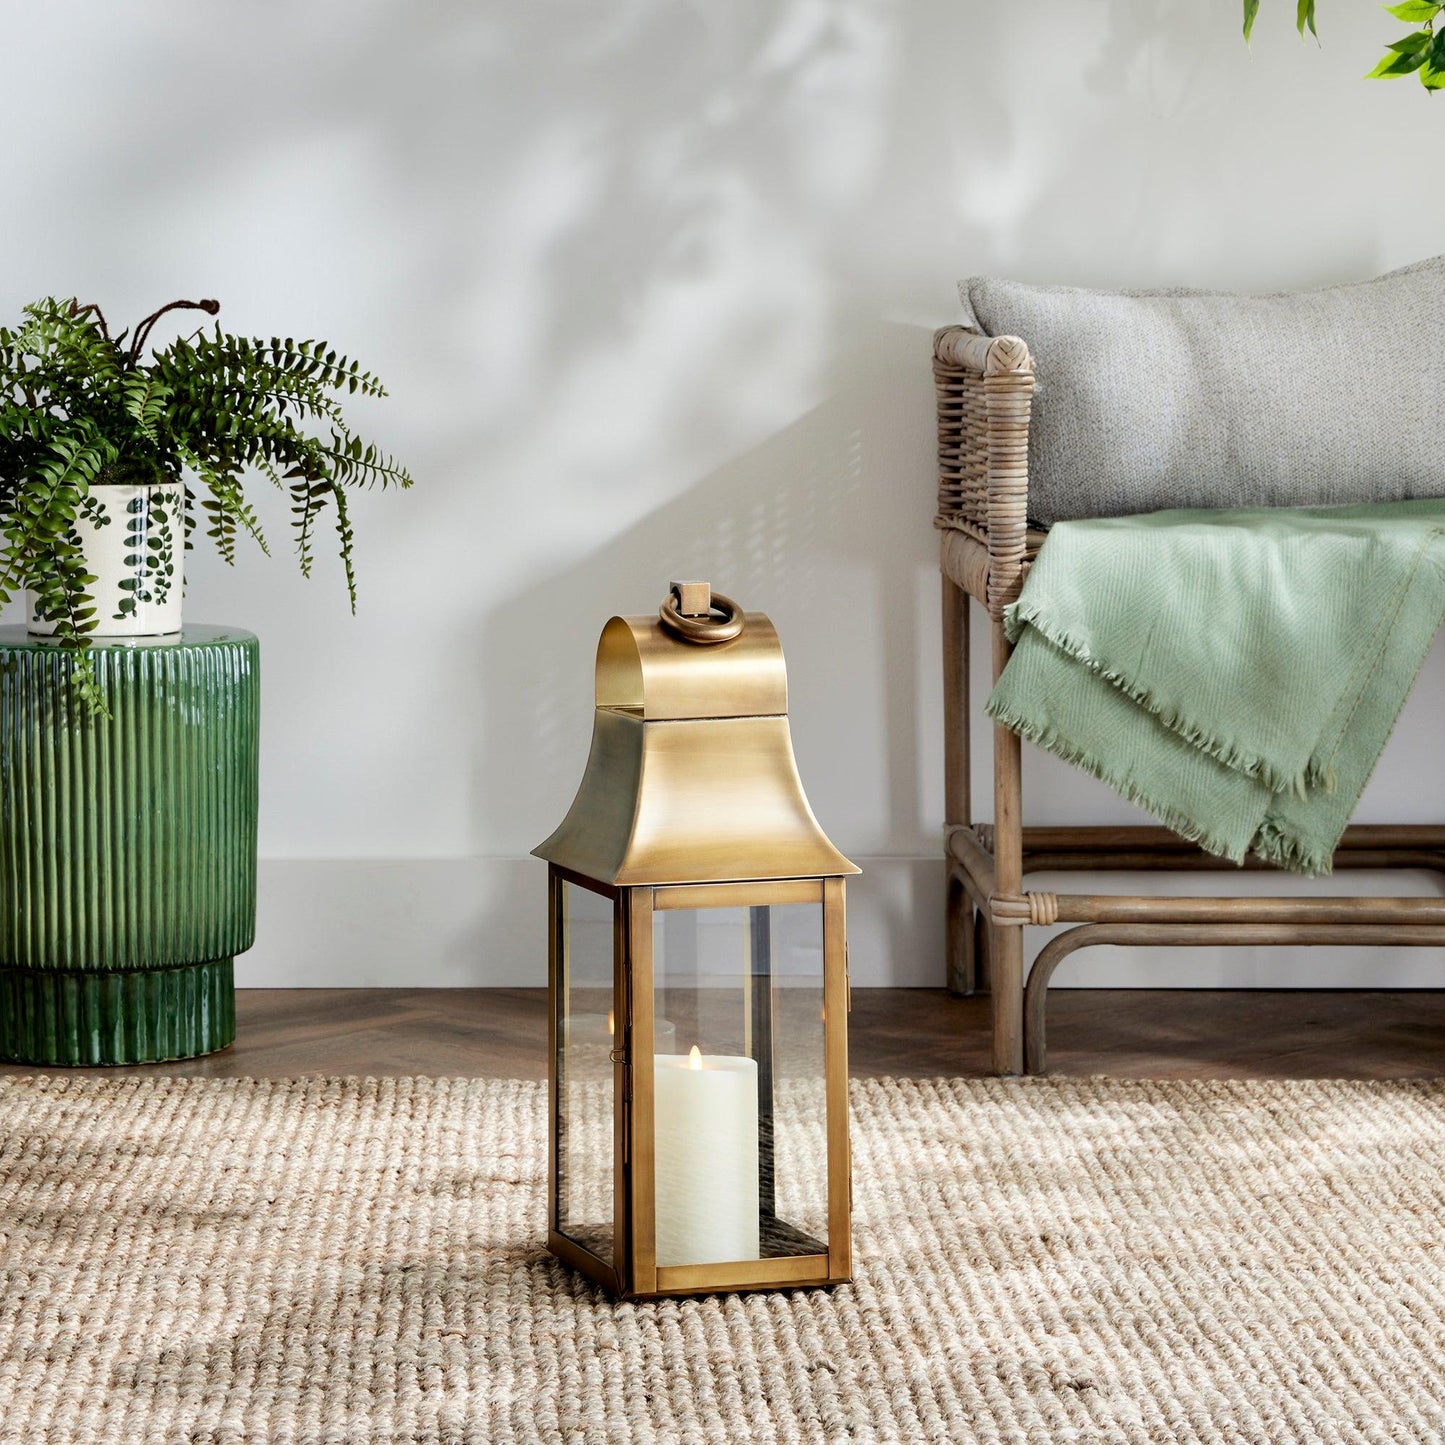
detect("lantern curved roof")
[534,610,858,886]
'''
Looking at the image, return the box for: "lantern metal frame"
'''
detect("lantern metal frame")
[545,866,852,1299]
[537,584,858,1300]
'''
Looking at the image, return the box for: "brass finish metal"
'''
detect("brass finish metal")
[653,880,823,911]
[547,862,622,900]
[823,877,852,1286]
[545,863,854,1300]
[631,879,853,1300]
[536,606,857,886]
[542,589,854,1299]
[670,581,713,618]
[656,1254,833,1294]
[625,889,657,1297]
[593,611,786,720]
[549,872,627,1292]
[659,582,744,644]
[611,887,629,1246]
[547,873,560,1240]
[658,594,743,645]
[548,1229,620,1296]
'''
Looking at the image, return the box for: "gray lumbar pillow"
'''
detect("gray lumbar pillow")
[959,257,1445,525]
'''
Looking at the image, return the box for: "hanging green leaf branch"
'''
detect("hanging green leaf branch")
[1243,1,1445,89]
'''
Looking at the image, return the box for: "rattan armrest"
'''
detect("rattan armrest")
[933,326,1035,617]
[933,327,1032,378]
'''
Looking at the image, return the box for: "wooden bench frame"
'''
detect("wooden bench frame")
[934,325,1445,1075]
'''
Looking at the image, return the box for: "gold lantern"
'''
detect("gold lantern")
[534,582,858,1299]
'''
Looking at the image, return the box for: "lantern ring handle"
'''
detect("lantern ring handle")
[659,588,744,644]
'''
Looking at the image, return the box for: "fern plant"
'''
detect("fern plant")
[0,296,412,710]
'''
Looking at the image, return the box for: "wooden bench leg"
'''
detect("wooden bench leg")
[941,567,1024,1068]
[946,862,977,996]
[943,574,974,995]
[990,926,1025,1076]
[991,615,1025,1076]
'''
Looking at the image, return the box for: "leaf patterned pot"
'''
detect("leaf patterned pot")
[27,481,184,638]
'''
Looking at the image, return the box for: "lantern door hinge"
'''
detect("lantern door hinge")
[612,1051,633,1101]
[612,1029,633,1164]
[619,1050,633,1165]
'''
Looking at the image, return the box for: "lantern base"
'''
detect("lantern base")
[549,1215,846,1300]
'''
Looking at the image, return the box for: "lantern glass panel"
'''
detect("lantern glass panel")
[556,879,616,1267]
[651,899,828,1269]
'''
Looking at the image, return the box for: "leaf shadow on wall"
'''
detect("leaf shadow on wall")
[475,319,941,975]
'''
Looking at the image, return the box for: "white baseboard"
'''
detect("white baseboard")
[241,857,1445,989]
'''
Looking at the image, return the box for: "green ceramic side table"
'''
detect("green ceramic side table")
[0,626,259,1065]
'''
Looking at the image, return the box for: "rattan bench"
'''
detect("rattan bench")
[934,325,1445,1076]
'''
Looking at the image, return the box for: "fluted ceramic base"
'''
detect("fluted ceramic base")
[0,625,258,1065]
[0,959,235,1065]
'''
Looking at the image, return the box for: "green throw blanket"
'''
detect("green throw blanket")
[986,501,1445,875]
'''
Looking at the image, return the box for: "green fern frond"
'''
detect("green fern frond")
[0,431,106,603]
[331,483,358,612]
[0,295,410,713]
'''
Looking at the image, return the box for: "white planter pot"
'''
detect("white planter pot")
[27,481,185,638]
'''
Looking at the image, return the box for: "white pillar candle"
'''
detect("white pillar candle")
[653,1047,760,1266]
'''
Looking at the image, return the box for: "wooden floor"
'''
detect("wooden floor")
[4,988,1444,1080]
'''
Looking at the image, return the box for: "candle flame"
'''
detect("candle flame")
[688,1045,702,1070]
[607,1009,614,1036]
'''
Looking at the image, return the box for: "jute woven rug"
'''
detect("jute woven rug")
[2,1076,1445,1444]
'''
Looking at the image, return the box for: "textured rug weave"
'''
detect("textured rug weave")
[3,1076,1445,1444]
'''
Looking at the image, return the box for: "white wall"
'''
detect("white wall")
[3,2,1443,988]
